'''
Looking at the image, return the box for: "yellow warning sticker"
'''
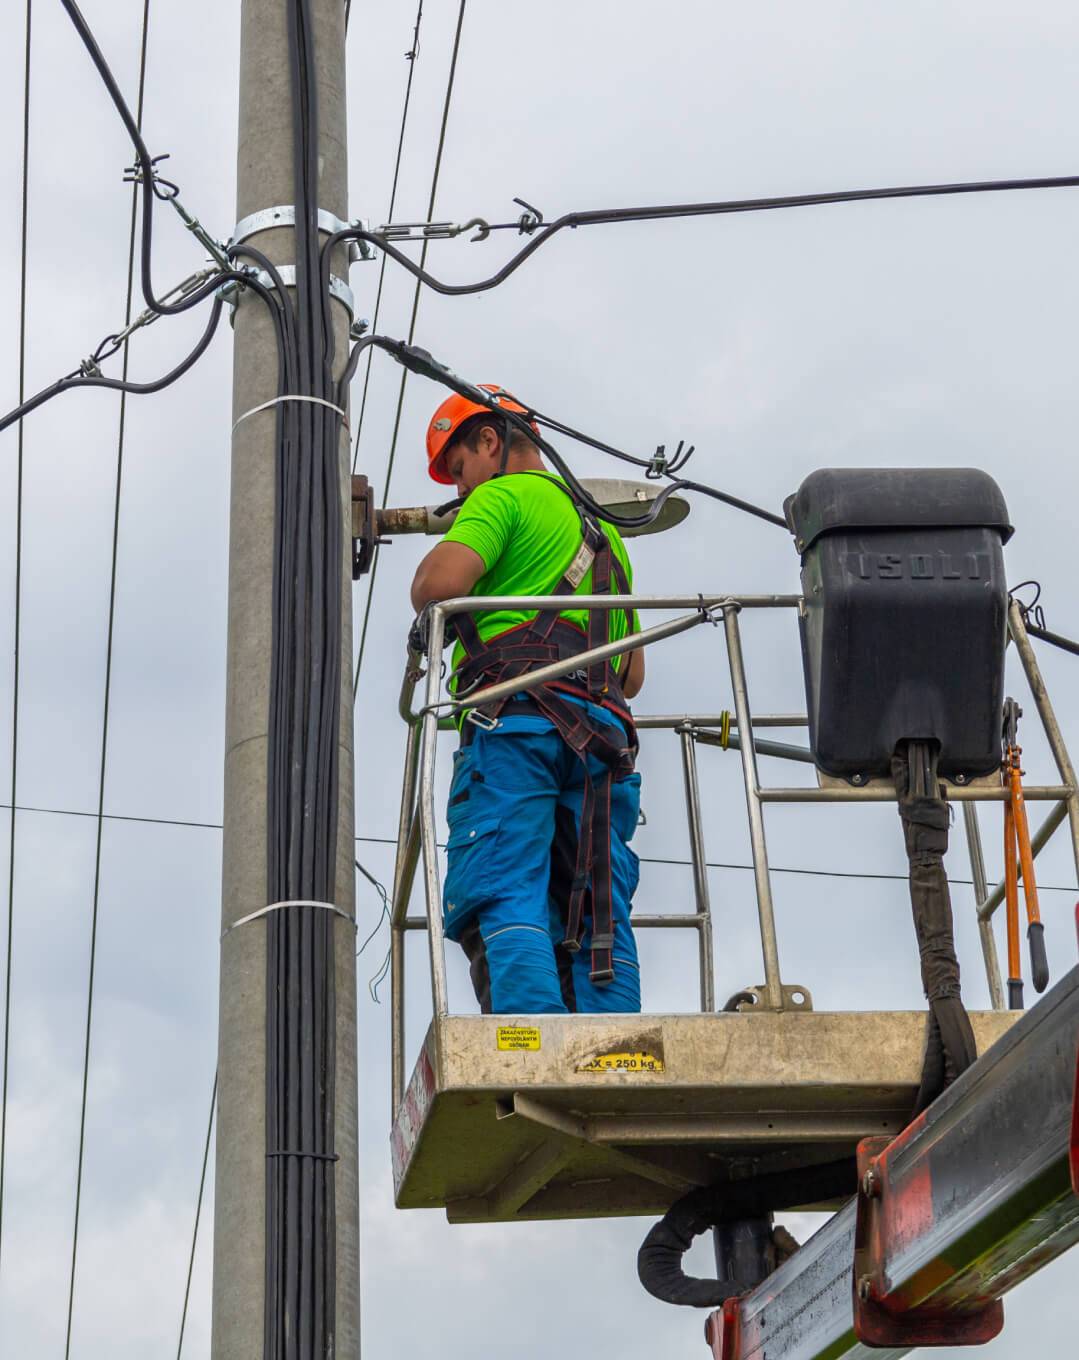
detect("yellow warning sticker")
[497,1025,541,1051]
[576,1051,665,1073]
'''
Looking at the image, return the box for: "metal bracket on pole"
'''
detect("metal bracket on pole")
[351,474,384,578]
[216,264,357,319]
[704,1297,742,1360]
[852,1136,1005,1346]
[230,204,375,259]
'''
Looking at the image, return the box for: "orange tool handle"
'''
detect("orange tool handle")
[1009,759,1050,992]
[1004,795,1023,1009]
[1008,762,1042,926]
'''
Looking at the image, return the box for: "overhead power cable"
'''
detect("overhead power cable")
[337,335,786,532]
[351,0,425,476]
[58,0,245,319]
[175,1071,217,1360]
[64,4,152,1352]
[331,172,1079,298]
[0,0,34,1285]
[351,0,468,702]
[0,800,1074,895]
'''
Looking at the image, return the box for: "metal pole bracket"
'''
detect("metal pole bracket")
[704,1296,742,1360]
[852,1135,1005,1346]
[351,474,384,578]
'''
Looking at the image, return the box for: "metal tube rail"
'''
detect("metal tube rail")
[690,727,816,765]
[976,798,1068,922]
[400,912,711,931]
[391,726,422,1115]
[427,592,803,614]
[433,606,719,718]
[1008,599,1079,889]
[635,713,809,730]
[962,802,1006,1009]
[758,784,1073,803]
[723,606,785,1010]
[680,728,716,1010]
[419,608,451,1018]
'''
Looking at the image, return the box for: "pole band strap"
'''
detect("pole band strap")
[221,898,357,939]
[233,393,349,432]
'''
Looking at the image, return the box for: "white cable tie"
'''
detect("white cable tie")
[232,393,349,433]
[222,898,357,939]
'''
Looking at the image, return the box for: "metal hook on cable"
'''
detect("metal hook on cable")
[513,196,544,234]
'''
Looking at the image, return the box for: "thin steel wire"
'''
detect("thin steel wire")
[351,0,424,476]
[353,0,468,702]
[0,803,1075,894]
[0,0,33,1282]
[176,1071,217,1360]
[65,4,152,1352]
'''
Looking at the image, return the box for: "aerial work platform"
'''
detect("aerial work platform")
[388,592,1079,1226]
[391,1009,1017,1223]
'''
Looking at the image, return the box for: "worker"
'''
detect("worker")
[410,385,645,1015]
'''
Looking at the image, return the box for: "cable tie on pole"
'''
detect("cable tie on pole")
[221,899,356,939]
[232,393,349,433]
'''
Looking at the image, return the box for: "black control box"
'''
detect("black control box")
[785,468,1012,783]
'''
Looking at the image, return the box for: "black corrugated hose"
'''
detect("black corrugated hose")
[891,742,977,1114]
[637,1158,856,1307]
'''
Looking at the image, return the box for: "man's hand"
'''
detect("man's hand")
[410,541,486,613]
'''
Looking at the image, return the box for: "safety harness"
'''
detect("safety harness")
[450,482,638,986]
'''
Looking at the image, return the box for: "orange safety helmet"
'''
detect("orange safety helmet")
[425,384,534,485]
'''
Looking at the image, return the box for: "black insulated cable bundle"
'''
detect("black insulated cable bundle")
[333,336,787,533]
[262,1,344,1356]
[892,741,977,1115]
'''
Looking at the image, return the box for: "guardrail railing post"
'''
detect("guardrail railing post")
[1009,599,1079,889]
[418,606,451,1019]
[722,605,785,1010]
[961,802,1006,1010]
[679,726,716,1011]
[390,720,421,1116]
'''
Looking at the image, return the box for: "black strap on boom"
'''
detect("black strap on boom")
[892,740,978,1115]
[451,495,637,987]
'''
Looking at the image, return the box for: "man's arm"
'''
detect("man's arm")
[410,540,487,613]
[621,645,645,700]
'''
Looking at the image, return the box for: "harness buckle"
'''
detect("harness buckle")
[464,708,501,733]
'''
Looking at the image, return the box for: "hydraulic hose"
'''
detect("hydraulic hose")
[637,1158,856,1307]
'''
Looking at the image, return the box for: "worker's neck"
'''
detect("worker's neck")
[501,449,546,476]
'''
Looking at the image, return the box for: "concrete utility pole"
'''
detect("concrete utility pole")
[212,0,358,1354]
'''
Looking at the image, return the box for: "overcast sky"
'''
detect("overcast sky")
[1,1,1078,1356]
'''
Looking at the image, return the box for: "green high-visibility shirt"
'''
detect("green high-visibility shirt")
[440,471,638,682]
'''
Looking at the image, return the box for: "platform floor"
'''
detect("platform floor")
[391,1010,1019,1223]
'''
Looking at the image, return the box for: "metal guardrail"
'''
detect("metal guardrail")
[388,594,1079,1115]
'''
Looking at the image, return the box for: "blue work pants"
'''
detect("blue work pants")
[442,708,642,1014]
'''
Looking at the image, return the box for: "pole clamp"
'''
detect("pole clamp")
[218,265,357,319]
[229,205,375,260]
